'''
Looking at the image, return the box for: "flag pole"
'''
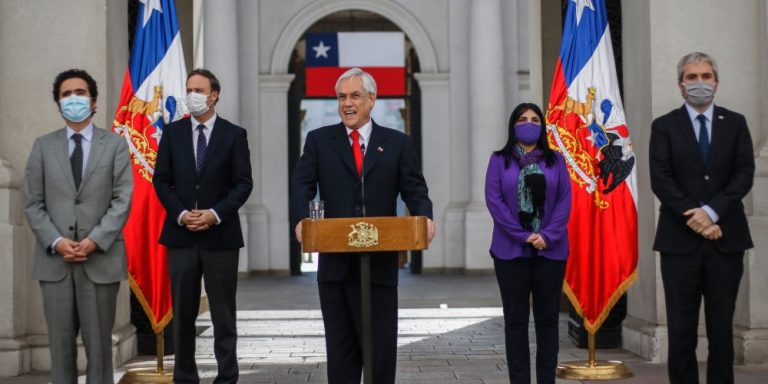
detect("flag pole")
[118,330,174,383]
[555,324,633,380]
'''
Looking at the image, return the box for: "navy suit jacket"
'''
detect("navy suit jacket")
[291,122,433,285]
[154,116,253,249]
[650,105,754,254]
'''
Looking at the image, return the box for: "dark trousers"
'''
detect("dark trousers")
[318,279,398,384]
[167,246,239,384]
[494,256,566,384]
[661,242,744,384]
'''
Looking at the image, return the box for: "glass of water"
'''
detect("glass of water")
[309,200,324,219]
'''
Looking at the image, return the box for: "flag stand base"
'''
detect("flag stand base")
[556,360,633,380]
[118,367,174,384]
[556,331,633,380]
[119,331,174,383]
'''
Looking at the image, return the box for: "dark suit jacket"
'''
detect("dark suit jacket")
[291,122,433,285]
[154,116,253,250]
[650,105,754,254]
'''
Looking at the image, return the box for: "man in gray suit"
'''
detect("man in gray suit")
[24,69,133,384]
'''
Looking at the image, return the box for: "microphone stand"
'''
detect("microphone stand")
[359,142,374,384]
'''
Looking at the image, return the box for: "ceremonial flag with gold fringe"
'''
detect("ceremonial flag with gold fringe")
[545,0,638,333]
[112,0,187,333]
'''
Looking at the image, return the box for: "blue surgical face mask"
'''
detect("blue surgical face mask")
[514,122,542,145]
[59,95,92,123]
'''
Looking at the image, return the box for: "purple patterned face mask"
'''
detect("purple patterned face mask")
[514,122,541,145]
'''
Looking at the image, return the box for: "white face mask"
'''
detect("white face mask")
[186,92,210,116]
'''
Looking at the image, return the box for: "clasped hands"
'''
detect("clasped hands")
[56,237,98,263]
[683,207,722,240]
[182,209,217,232]
[527,233,546,250]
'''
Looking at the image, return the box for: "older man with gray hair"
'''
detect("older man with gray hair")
[650,52,755,384]
[291,68,435,383]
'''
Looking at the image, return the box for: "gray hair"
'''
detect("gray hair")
[335,68,377,95]
[677,51,719,82]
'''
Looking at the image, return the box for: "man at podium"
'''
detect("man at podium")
[291,68,435,383]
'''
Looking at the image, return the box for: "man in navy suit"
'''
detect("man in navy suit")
[154,68,252,383]
[650,52,755,384]
[291,68,435,383]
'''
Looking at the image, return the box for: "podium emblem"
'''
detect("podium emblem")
[348,222,379,248]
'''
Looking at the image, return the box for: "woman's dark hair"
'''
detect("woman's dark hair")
[494,102,556,168]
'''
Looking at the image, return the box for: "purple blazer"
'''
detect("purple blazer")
[485,151,572,261]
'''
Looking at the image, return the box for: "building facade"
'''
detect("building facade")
[0,0,766,375]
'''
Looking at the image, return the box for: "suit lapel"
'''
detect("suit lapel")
[328,123,358,177]
[708,106,726,166]
[199,117,226,175]
[179,118,196,172]
[54,128,78,194]
[79,127,106,193]
[674,106,706,168]
[362,122,387,178]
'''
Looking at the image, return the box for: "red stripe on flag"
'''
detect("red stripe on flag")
[546,59,638,332]
[306,67,405,97]
[112,68,173,332]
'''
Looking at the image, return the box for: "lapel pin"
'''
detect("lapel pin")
[718,115,724,120]
[377,146,384,153]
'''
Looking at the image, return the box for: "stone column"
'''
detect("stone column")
[414,73,451,271]
[622,0,768,364]
[732,1,768,364]
[203,0,240,123]
[258,74,295,274]
[0,0,135,374]
[235,0,269,274]
[464,0,506,271]
[0,158,27,376]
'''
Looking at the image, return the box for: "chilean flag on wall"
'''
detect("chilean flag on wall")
[305,32,405,96]
[545,0,638,333]
[112,0,187,333]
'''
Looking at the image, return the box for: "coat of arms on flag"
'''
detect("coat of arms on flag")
[112,0,188,334]
[546,0,638,334]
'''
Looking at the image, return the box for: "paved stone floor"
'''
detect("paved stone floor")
[5,271,767,383]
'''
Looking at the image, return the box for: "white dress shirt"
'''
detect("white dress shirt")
[345,119,372,154]
[177,114,221,226]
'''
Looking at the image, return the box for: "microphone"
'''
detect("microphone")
[360,143,366,217]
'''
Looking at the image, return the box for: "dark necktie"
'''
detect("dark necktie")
[196,124,207,173]
[349,130,363,176]
[696,114,709,165]
[70,133,83,189]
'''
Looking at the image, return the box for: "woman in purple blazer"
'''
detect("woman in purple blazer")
[485,103,572,384]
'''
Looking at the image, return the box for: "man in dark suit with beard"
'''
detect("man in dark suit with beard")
[154,68,252,384]
[650,52,755,384]
[291,68,435,384]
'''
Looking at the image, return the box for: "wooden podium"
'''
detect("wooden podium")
[301,216,430,384]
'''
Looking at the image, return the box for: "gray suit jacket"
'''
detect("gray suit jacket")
[24,126,133,283]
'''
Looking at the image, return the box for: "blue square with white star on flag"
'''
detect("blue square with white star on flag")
[306,33,338,67]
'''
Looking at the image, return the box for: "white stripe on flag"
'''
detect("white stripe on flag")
[338,32,404,67]
[135,33,188,122]
[566,26,637,203]
[566,26,624,129]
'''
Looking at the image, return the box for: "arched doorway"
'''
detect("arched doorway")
[285,10,424,275]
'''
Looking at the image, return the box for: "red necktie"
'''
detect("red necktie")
[349,130,363,177]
